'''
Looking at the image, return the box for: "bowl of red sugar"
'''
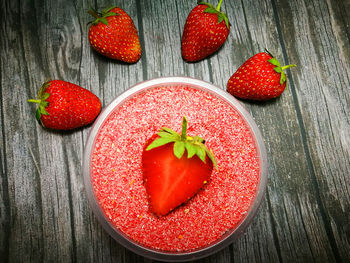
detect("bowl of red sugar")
[83,77,268,261]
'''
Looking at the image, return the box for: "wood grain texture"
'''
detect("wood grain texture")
[209,0,335,262]
[1,0,349,262]
[274,0,350,260]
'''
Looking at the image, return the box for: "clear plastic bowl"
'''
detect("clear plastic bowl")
[82,77,268,262]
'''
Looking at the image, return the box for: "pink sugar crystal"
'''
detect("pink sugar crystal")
[91,85,260,252]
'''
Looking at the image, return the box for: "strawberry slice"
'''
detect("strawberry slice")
[142,117,217,216]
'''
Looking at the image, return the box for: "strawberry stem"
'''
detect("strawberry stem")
[216,0,224,11]
[88,9,100,19]
[181,116,188,140]
[281,64,297,71]
[27,99,41,104]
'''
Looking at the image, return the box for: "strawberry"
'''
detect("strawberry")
[181,0,230,62]
[28,80,102,130]
[142,117,217,216]
[227,51,296,100]
[88,6,141,63]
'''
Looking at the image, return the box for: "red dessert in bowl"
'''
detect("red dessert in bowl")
[83,77,268,261]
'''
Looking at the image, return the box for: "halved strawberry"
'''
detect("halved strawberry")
[142,117,217,216]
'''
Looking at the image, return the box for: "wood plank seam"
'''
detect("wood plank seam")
[270,0,342,261]
[135,0,148,81]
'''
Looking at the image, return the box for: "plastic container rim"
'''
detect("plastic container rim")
[82,76,268,262]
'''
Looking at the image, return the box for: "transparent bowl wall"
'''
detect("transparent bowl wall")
[82,77,268,262]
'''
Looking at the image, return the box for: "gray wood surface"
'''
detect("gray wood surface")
[1,0,349,262]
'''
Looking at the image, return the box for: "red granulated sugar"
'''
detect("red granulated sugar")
[91,85,260,252]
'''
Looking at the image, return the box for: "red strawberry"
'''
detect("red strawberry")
[142,117,217,216]
[227,51,296,100]
[28,80,101,130]
[88,6,141,63]
[181,0,230,62]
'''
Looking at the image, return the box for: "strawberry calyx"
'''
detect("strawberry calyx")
[27,81,51,122]
[198,0,229,28]
[267,56,296,85]
[146,116,218,170]
[88,6,119,26]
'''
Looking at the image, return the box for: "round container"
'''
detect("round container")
[83,77,268,262]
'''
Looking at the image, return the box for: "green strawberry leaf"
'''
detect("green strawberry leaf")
[193,135,204,143]
[161,127,179,136]
[146,137,177,151]
[196,147,206,163]
[268,57,296,85]
[274,67,282,73]
[201,0,230,28]
[146,117,218,170]
[101,6,117,15]
[38,81,51,98]
[268,57,284,84]
[280,72,287,84]
[28,82,51,122]
[280,63,296,85]
[185,141,197,158]
[174,141,186,159]
[35,108,41,121]
[204,7,219,14]
[99,17,109,25]
[40,104,49,115]
[222,12,229,27]
[158,131,178,139]
[103,12,117,18]
[88,6,119,26]
[218,14,224,24]
[268,57,280,67]
[42,92,50,100]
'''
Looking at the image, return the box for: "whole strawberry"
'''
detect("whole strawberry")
[88,6,141,63]
[181,0,230,62]
[227,51,296,100]
[28,80,102,130]
[142,117,217,216]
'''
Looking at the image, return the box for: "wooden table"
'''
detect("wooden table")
[1,0,349,262]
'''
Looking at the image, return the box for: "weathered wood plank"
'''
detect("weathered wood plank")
[18,0,82,261]
[0,53,10,262]
[1,0,46,262]
[0,4,10,254]
[274,0,350,261]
